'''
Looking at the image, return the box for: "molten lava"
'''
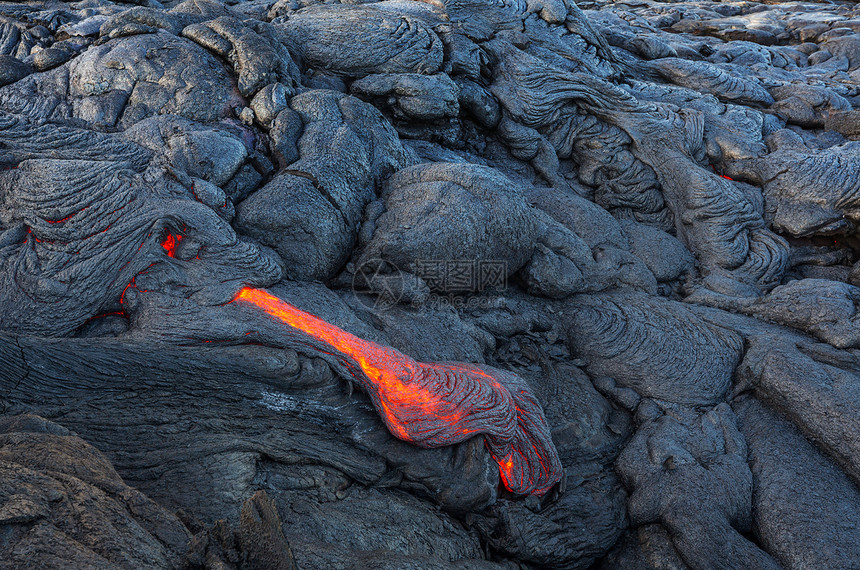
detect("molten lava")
[161,232,182,258]
[232,287,562,496]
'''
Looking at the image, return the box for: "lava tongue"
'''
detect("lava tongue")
[233,287,563,496]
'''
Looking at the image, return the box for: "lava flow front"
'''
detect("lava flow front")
[233,287,563,496]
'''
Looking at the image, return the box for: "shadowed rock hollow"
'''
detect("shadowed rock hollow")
[2,0,860,567]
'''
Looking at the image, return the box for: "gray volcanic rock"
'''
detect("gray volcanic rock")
[735,396,860,569]
[351,73,460,122]
[0,414,192,569]
[275,4,444,77]
[730,139,860,237]
[737,334,860,491]
[0,33,242,127]
[181,16,299,98]
[124,114,251,190]
[277,487,488,569]
[566,292,743,405]
[743,279,860,348]
[771,83,851,128]
[600,524,689,569]
[360,162,538,281]
[648,57,775,106]
[0,55,31,86]
[619,219,695,282]
[236,89,415,281]
[616,403,780,570]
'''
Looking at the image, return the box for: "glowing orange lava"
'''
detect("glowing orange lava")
[232,287,562,496]
[234,287,462,440]
[161,233,182,258]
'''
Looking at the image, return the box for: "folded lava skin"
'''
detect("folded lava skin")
[234,286,563,496]
[7,0,860,566]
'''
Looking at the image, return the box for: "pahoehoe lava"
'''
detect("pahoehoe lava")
[233,286,562,496]
[2,0,860,567]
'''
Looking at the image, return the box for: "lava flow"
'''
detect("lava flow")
[233,287,563,496]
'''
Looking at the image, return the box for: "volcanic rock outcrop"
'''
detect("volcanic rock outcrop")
[3,0,860,567]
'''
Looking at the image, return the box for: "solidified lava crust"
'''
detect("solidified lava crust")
[2,0,860,568]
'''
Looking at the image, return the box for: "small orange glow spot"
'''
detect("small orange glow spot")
[497,453,519,490]
[161,233,182,258]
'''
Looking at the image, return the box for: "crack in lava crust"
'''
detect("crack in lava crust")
[233,287,563,496]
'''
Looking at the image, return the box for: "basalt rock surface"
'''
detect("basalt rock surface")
[2,0,860,567]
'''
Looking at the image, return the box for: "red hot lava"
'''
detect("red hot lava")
[233,287,563,496]
[161,233,182,258]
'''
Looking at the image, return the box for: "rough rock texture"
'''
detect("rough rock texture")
[734,396,860,570]
[615,403,780,570]
[731,138,860,237]
[236,89,415,280]
[2,0,860,567]
[0,414,192,568]
[359,162,538,280]
[566,292,743,405]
